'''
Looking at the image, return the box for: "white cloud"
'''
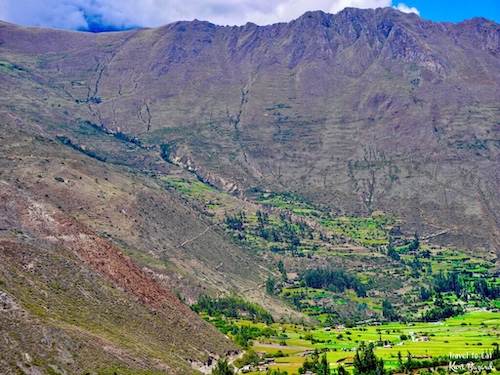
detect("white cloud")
[0,0,420,30]
[394,2,420,15]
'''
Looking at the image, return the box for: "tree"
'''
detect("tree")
[311,348,320,366]
[382,300,399,322]
[317,353,331,375]
[299,351,330,375]
[408,232,420,251]
[409,255,422,278]
[266,276,276,295]
[397,351,404,372]
[234,325,256,348]
[256,210,269,227]
[387,244,400,261]
[225,213,244,231]
[292,293,303,311]
[405,351,413,373]
[299,359,315,374]
[278,260,288,281]
[421,249,431,258]
[234,350,259,369]
[353,342,385,375]
[337,365,349,375]
[419,286,432,302]
[212,358,234,375]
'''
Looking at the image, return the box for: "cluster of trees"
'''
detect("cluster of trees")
[418,286,433,301]
[233,350,260,369]
[434,270,463,294]
[191,295,274,324]
[426,269,500,301]
[232,325,263,348]
[278,259,288,281]
[386,244,400,261]
[257,217,307,251]
[420,296,464,322]
[256,209,269,227]
[301,268,368,297]
[407,233,420,251]
[382,300,399,322]
[299,349,330,375]
[225,211,245,231]
[414,270,500,317]
[353,343,386,375]
[300,342,388,375]
[474,279,500,299]
[213,355,291,375]
[407,255,426,278]
[288,291,305,311]
[387,232,420,258]
[211,358,234,375]
[387,233,430,278]
[224,210,315,255]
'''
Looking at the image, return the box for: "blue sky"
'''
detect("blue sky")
[411,0,499,24]
[0,0,498,32]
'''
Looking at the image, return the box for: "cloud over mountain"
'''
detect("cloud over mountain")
[0,0,419,31]
[394,2,420,15]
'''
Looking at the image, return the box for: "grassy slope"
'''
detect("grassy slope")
[0,240,194,374]
[0,122,244,373]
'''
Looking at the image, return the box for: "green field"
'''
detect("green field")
[168,176,500,375]
[237,311,500,374]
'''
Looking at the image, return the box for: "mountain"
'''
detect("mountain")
[0,7,499,373]
[2,7,498,249]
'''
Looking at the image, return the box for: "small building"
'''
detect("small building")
[412,335,430,342]
[240,365,253,373]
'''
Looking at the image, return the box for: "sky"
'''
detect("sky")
[0,0,498,32]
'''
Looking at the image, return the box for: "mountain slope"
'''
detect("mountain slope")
[0,119,250,374]
[0,179,238,374]
[1,7,498,252]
